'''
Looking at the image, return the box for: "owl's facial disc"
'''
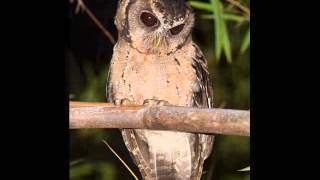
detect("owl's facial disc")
[140,9,192,54]
[118,0,194,55]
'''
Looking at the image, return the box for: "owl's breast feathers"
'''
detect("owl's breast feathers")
[107,41,214,180]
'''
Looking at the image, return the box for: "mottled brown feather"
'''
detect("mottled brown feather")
[107,0,214,179]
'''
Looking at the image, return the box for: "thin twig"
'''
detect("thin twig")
[70,0,116,44]
[102,140,139,180]
[69,101,250,136]
[225,0,250,17]
[69,158,85,166]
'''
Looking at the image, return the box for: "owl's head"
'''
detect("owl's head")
[115,0,194,55]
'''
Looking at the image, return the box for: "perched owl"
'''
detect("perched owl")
[107,0,214,179]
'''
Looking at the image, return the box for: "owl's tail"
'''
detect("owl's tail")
[149,152,176,180]
[147,153,203,180]
[121,129,209,180]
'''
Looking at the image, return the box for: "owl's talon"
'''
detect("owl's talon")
[114,99,121,106]
[114,98,132,106]
[157,100,170,106]
[143,99,170,106]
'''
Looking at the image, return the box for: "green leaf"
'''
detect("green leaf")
[210,0,223,60]
[238,166,250,172]
[189,1,213,12]
[221,21,232,63]
[211,0,232,62]
[222,13,246,22]
[70,162,95,179]
[200,13,246,22]
[240,28,250,53]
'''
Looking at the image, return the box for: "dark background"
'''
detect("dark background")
[68,0,250,179]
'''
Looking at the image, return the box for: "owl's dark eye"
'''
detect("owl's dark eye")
[140,12,158,27]
[170,24,185,35]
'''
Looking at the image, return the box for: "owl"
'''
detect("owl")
[106,0,214,179]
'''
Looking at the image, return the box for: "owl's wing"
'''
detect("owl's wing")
[191,43,215,179]
[121,129,153,180]
[191,43,213,109]
[106,65,113,102]
[106,65,153,180]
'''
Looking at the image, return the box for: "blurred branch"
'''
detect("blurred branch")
[225,0,250,18]
[70,0,116,44]
[70,101,250,136]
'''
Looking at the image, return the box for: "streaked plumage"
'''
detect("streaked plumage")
[107,0,214,179]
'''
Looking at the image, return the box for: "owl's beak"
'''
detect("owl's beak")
[155,35,162,47]
[154,33,167,48]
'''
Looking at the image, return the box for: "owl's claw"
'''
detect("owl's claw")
[114,98,132,106]
[143,99,170,106]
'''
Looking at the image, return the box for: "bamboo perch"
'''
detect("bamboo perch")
[69,101,250,136]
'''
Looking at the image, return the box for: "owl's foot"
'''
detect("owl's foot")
[143,99,170,106]
[113,98,133,106]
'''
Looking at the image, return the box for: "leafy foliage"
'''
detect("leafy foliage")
[189,0,250,62]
